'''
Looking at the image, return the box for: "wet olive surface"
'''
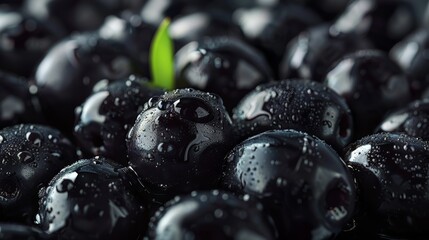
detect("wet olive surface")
[175,37,273,112]
[333,0,418,52]
[2,0,429,239]
[37,158,147,240]
[222,130,355,240]
[34,33,147,135]
[324,50,411,139]
[127,89,235,202]
[346,133,429,237]
[280,24,372,82]
[0,124,76,224]
[74,76,163,165]
[376,99,429,140]
[233,79,353,153]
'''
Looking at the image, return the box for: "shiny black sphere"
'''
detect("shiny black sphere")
[127,89,235,201]
[222,130,355,240]
[35,33,144,134]
[333,0,418,51]
[175,37,272,111]
[324,50,411,139]
[37,158,147,240]
[280,24,371,82]
[346,133,429,237]
[233,79,353,152]
[376,99,429,140]
[0,124,77,224]
[74,76,163,165]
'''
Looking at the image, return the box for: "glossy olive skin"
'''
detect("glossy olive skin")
[127,89,235,202]
[333,0,418,52]
[170,10,243,50]
[0,9,64,77]
[37,158,147,240]
[0,124,77,224]
[375,99,429,140]
[74,76,163,165]
[233,79,353,153]
[0,224,50,240]
[345,133,429,237]
[148,190,276,240]
[280,24,372,82]
[390,29,429,96]
[324,50,411,139]
[232,4,321,75]
[35,33,142,134]
[222,130,356,240]
[0,71,45,128]
[175,37,272,111]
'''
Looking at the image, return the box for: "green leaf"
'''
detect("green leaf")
[150,18,174,90]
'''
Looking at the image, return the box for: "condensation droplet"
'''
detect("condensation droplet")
[26,132,42,147]
[17,151,34,163]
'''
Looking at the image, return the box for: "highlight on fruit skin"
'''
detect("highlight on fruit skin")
[345,133,429,237]
[0,0,428,239]
[126,88,235,202]
[232,79,354,153]
[222,129,356,240]
[37,158,148,240]
[0,124,77,224]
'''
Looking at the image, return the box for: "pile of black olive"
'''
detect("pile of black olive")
[1,0,429,239]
